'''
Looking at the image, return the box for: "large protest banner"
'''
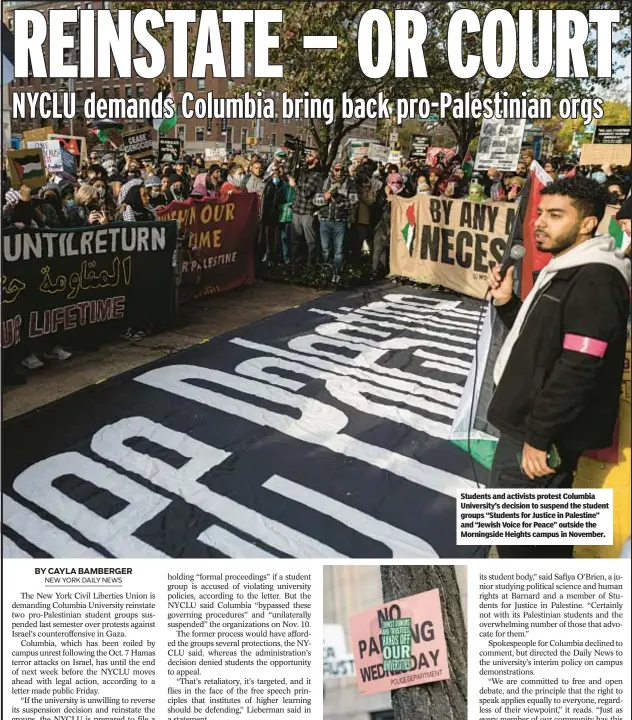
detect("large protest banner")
[157,194,259,299]
[390,195,514,299]
[2,286,489,560]
[349,589,449,695]
[1,222,177,359]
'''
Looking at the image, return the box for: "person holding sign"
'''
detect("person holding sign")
[486,176,631,559]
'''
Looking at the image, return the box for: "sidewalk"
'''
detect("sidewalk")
[2,282,330,421]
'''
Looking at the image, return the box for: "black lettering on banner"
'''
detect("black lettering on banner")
[420,225,440,262]
[1,223,177,360]
[455,231,473,269]
[459,202,472,229]
[429,198,442,224]
[440,228,455,266]
[489,237,506,267]
[474,233,488,273]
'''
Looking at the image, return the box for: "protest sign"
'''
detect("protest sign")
[323,625,356,679]
[122,126,154,159]
[368,144,390,163]
[60,147,77,177]
[349,588,449,695]
[381,619,412,672]
[26,140,62,174]
[7,148,46,190]
[579,143,631,167]
[425,147,456,168]
[409,134,430,161]
[593,125,631,145]
[1,222,177,360]
[48,134,88,165]
[158,137,182,164]
[157,194,259,299]
[23,126,55,143]
[390,195,513,299]
[475,118,527,172]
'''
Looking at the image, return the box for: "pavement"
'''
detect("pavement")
[2,281,330,421]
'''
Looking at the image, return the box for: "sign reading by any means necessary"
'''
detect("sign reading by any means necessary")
[349,588,449,695]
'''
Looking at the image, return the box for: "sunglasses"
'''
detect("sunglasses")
[333,168,343,172]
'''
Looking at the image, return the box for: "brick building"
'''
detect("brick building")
[5,0,377,155]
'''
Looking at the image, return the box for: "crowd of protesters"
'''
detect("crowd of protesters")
[3,139,631,379]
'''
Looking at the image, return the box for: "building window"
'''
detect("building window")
[225,127,233,148]
[125,86,132,98]
[195,127,204,142]
[176,125,186,141]
[137,85,144,97]
[197,78,205,91]
[207,118,213,134]
[113,86,120,98]
[240,127,248,151]
[176,80,186,93]
[76,90,83,103]
[247,61,252,76]
[271,133,276,147]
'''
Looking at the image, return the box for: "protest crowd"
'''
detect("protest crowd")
[3,133,632,384]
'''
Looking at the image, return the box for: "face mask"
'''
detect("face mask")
[230,174,247,188]
[558,173,566,180]
[96,188,105,199]
[172,186,183,198]
[64,199,75,208]
[151,189,161,197]
[273,177,280,185]
[389,184,403,195]
[591,172,606,184]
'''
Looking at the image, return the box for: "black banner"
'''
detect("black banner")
[122,126,155,159]
[158,137,182,164]
[2,285,489,560]
[593,125,632,145]
[2,222,177,359]
[410,134,430,161]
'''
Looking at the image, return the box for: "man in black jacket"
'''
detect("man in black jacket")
[487,176,631,559]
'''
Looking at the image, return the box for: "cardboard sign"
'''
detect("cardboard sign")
[475,117,527,172]
[23,126,55,143]
[48,134,88,165]
[390,195,513,299]
[579,143,631,167]
[593,125,631,145]
[409,134,430,161]
[26,140,62,174]
[122,126,154,159]
[368,144,390,163]
[349,588,449,695]
[158,137,182,164]
[7,148,47,190]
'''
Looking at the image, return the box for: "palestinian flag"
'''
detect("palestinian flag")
[401,202,416,256]
[152,88,178,135]
[608,216,625,249]
[12,154,44,182]
[519,159,553,298]
[91,119,124,144]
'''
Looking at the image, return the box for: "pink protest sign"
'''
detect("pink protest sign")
[349,588,450,695]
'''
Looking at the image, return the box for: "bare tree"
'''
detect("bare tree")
[381,566,467,719]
